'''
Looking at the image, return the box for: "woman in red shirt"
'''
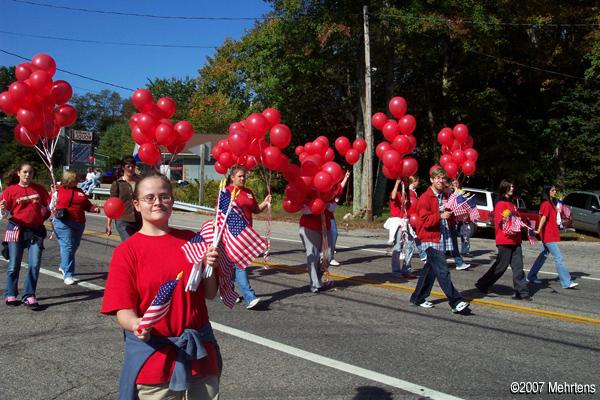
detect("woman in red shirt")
[101,172,221,399]
[527,185,578,289]
[0,162,50,309]
[53,171,100,285]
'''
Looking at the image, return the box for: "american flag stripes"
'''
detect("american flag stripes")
[446,191,480,222]
[181,232,208,265]
[218,207,267,270]
[501,214,537,244]
[137,272,183,331]
[3,221,20,242]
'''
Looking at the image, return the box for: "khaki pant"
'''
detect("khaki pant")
[136,375,219,400]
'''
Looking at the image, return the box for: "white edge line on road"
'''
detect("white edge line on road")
[1,257,463,400]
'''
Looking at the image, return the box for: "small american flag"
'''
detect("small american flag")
[137,272,183,331]
[446,191,480,222]
[219,206,267,270]
[3,221,20,243]
[181,232,209,265]
[501,214,537,244]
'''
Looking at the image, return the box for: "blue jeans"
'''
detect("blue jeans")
[233,265,257,305]
[53,218,85,278]
[458,222,471,254]
[450,226,466,266]
[410,247,464,308]
[391,226,414,274]
[115,220,141,241]
[5,234,44,299]
[528,242,573,288]
[330,218,338,255]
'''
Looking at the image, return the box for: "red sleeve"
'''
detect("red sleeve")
[418,193,441,229]
[539,201,551,218]
[101,243,140,315]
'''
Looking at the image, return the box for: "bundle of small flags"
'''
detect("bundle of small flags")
[446,190,480,222]
[3,221,20,242]
[137,271,183,331]
[500,209,537,244]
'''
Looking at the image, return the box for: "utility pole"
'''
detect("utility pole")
[363,5,373,221]
[198,144,206,205]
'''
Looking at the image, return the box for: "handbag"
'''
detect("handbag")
[55,188,75,221]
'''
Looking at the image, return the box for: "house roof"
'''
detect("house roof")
[184,133,227,151]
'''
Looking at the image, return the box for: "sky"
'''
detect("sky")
[0,0,273,98]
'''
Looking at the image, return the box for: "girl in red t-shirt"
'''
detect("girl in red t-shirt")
[1,162,50,309]
[101,173,221,399]
[527,185,578,289]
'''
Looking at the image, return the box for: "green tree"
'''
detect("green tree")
[96,122,135,166]
[71,90,127,132]
[147,77,198,122]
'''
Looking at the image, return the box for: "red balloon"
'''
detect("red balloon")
[228,122,246,135]
[0,91,17,115]
[353,138,367,154]
[406,135,417,152]
[156,97,177,118]
[15,63,33,82]
[409,214,419,228]
[439,154,452,167]
[262,108,281,127]
[8,82,32,107]
[155,123,175,146]
[444,162,459,178]
[246,113,269,139]
[391,135,411,154]
[382,120,400,142]
[39,116,58,139]
[371,112,388,130]
[313,171,333,192]
[463,135,474,148]
[462,160,477,176]
[398,114,417,135]
[382,149,401,167]
[401,157,418,178]
[453,124,469,142]
[382,166,398,180]
[464,148,479,162]
[131,125,152,145]
[323,148,335,162]
[375,142,391,159]
[275,154,289,172]
[301,155,321,176]
[14,125,39,147]
[104,198,125,219]
[138,143,161,165]
[334,136,351,156]
[218,152,235,168]
[311,140,327,157]
[294,145,304,156]
[321,161,343,183]
[28,70,52,94]
[451,149,466,164]
[282,198,303,213]
[388,96,408,119]
[309,197,326,214]
[167,142,185,155]
[437,127,454,146]
[214,161,228,174]
[50,80,73,105]
[262,146,282,170]
[31,54,56,77]
[16,108,40,130]
[269,124,292,149]
[137,113,157,135]
[315,136,329,147]
[345,149,360,165]
[131,89,154,112]
[174,121,194,143]
[244,155,258,170]
[228,129,251,156]
[54,105,77,127]
[211,145,223,160]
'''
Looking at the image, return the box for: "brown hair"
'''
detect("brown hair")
[5,162,35,185]
[227,165,246,185]
[429,167,446,180]
[133,172,172,199]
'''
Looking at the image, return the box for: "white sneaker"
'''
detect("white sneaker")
[418,300,434,308]
[455,263,471,271]
[64,277,76,285]
[58,267,65,277]
[329,259,340,266]
[452,301,469,313]
[566,282,579,289]
[246,298,261,309]
[235,296,243,304]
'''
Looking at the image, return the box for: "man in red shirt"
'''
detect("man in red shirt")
[409,168,469,313]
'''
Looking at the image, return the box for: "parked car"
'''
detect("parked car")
[562,190,600,237]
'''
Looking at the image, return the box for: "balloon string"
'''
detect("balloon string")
[255,138,272,263]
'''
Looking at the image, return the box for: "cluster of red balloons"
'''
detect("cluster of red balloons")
[436,123,478,178]
[129,89,194,165]
[0,54,77,147]
[212,108,291,174]
[371,96,419,179]
[280,136,347,214]
[333,136,366,165]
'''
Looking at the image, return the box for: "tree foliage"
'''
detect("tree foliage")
[96,122,135,166]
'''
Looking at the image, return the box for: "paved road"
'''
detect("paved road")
[1,212,599,399]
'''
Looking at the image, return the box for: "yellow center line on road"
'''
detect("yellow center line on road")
[77,229,600,327]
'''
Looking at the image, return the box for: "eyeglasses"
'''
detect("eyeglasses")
[137,194,172,203]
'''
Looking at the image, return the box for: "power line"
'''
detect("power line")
[0,30,218,49]
[8,0,271,21]
[0,48,135,91]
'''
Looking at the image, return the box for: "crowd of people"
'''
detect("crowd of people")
[0,158,581,399]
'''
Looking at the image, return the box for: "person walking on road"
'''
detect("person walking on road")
[409,168,470,313]
[101,172,222,400]
[52,171,100,285]
[105,156,141,241]
[527,185,578,289]
[475,179,531,300]
[0,162,51,309]
[226,165,271,309]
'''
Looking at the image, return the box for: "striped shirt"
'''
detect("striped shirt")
[421,192,454,252]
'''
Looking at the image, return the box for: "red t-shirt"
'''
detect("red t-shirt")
[389,190,411,218]
[56,186,98,224]
[539,200,560,243]
[494,199,522,245]
[1,183,50,228]
[227,185,259,226]
[101,229,220,385]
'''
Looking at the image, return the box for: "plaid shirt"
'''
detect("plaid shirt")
[421,192,454,253]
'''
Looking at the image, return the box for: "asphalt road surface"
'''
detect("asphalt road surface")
[1,212,599,399]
